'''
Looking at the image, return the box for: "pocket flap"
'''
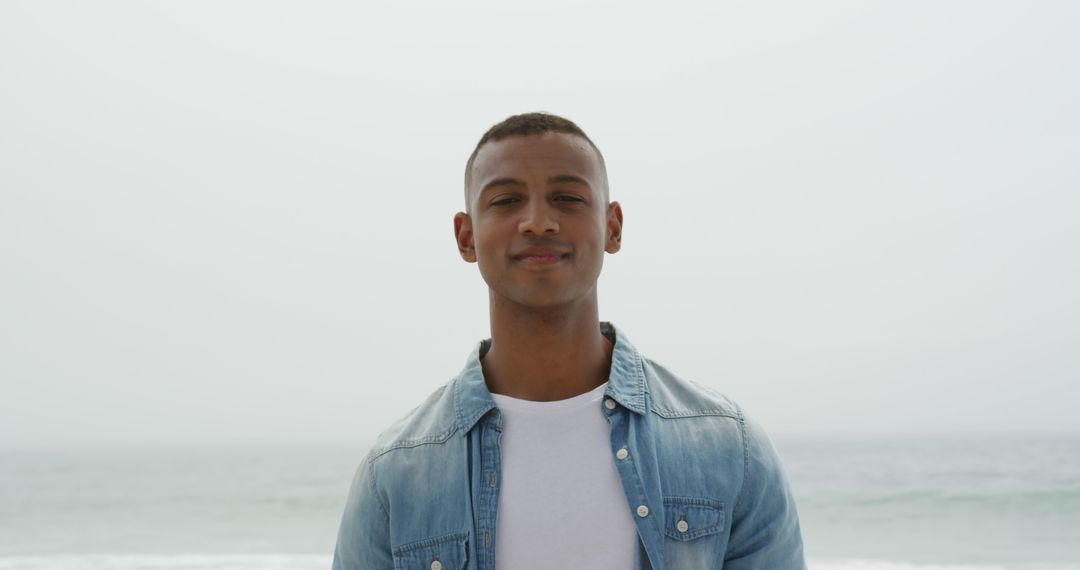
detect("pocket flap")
[663,497,725,541]
[392,532,469,570]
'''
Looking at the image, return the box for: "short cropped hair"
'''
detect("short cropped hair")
[463,112,609,211]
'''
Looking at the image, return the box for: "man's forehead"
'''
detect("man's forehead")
[471,133,602,184]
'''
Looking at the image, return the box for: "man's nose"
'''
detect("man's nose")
[518,199,559,235]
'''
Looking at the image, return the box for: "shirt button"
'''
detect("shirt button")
[636,505,649,518]
[604,398,617,410]
[616,448,629,460]
[677,519,689,533]
[431,561,442,570]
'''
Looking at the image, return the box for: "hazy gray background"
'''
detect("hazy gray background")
[2,1,1077,449]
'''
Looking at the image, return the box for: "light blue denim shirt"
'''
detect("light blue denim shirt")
[333,322,805,569]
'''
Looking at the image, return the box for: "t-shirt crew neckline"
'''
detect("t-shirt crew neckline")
[489,381,609,414]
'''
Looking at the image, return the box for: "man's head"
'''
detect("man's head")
[463,113,610,213]
[454,112,623,309]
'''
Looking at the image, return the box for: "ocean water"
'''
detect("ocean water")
[1,435,1077,569]
[777,434,1080,569]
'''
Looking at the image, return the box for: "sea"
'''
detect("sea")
[2,434,1077,569]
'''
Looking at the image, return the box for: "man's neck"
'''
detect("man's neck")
[481,294,614,402]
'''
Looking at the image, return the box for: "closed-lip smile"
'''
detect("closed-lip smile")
[512,247,569,266]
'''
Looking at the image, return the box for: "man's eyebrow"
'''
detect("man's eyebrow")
[479,177,525,196]
[478,174,591,197]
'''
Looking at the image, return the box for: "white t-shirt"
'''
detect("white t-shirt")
[490,381,640,569]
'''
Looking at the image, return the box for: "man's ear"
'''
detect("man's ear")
[454,212,477,263]
[604,201,623,254]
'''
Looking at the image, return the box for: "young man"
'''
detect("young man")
[332,113,805,569]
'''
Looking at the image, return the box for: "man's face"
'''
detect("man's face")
[454,132,622,309]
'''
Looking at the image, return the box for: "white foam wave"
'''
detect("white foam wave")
[811,561,1003,570]
[0,554,331,570]
[810,560,1079,570]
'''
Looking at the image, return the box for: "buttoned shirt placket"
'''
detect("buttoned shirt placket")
[472,411,503,570]
[603,396,663,570]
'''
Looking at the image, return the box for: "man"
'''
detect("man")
[332,113,805,569]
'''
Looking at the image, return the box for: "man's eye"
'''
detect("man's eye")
[555,195,585,203]
[491,198,518,206]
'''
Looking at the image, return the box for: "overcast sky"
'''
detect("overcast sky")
[1,1,1077,449]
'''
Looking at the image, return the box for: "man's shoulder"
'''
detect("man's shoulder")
[362,377,462,463]
[641,355,743,421]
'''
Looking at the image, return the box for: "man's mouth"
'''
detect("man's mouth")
[516,253,566,265]
[512,247,570,267]
[514,246,574,268]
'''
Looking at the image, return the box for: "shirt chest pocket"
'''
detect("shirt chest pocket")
[663,497,725,541]
[391,532,469,570]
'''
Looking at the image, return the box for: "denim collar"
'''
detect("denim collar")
[453,321,648,435]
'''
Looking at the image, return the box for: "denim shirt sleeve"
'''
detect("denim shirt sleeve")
[332,454,394,570]
[722,411,806,569]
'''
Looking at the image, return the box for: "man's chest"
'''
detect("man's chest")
[382,412,743,570]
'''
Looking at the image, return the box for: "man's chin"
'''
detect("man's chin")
[497,288,579,310]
